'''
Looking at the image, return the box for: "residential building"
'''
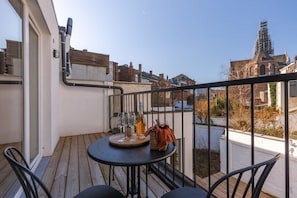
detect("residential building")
[170,73,196,87]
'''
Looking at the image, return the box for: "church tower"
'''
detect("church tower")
[254,21,274,56]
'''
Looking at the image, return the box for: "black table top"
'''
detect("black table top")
[87,136,176,166]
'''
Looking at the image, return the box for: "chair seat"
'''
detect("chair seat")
[161,186,208,198]
[74,185,125,198]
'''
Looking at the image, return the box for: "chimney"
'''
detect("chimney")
[138,64,142,83]
[159,73,164,80]
[149,70,152,77]
[114,62,119,81]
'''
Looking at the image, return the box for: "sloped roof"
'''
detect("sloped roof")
[141,71,159,81]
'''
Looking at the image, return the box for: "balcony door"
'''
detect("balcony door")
[29,23,39,162]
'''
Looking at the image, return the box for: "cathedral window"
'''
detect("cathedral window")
[270,64,275,75]
[260,65,266,75]
[250,67,254,76]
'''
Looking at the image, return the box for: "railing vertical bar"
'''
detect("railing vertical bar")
[157,91,160,121]
[180,89,185,186]
[250,83,255,194]
[192,88,197,187]
[171,90,176,182]
[284,81,290,198]
[207,87,211,190]
[226,86,230,197]
[164,91,166,123]
[133,93,137,113]
[164,90,168,177]
[109,95,111,129]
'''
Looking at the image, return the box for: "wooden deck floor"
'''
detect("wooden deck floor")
[1,132,276,198]
[40,132,171,198]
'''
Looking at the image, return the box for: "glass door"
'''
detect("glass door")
[29,23,39,162]
[0,0,23,196]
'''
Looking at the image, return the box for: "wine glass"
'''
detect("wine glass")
[117,112,128,142]
[117,112,123,133]
[128,112,136,141]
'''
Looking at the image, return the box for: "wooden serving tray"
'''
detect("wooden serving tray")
[109,133,149,148]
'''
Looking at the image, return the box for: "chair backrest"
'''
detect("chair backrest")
[207,153,280,198]
[3,146,52,198]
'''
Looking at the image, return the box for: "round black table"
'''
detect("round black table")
[87,136,176,197]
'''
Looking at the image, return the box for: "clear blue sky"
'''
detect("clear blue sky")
[53,0,297,83]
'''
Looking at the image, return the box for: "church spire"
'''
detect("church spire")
[254,21,274,56]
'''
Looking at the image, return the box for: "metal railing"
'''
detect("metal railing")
[109,72,297,198]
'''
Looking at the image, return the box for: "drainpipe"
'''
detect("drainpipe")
[59,18,124,129]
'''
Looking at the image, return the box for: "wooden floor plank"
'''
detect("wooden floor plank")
[78,135,92,191]
[39,137,65,197]
[65,136,79,198]
[50,136,71,198]
[84,134,106,186]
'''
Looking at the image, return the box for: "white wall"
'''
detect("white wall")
[195,124,225,151]
[146,111,194,179]
[220,130,296,197]
[58,80,111,136]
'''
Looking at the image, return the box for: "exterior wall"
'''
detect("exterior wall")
[110,82,151,121]
[220,130,296,197]
[58,80,112,136]
[114,81,151,94]
[106,61,114,81]
[70,64,107,81]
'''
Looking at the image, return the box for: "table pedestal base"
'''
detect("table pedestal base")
[127,166,141,198]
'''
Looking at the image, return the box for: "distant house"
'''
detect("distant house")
[115,62,142,83]
[170,74,195,86]
[276,58,297,112]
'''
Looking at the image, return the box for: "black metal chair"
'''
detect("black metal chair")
[3,146,124,198]
[161,153,280,198]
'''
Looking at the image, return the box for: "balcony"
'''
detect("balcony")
[1,72,297,197]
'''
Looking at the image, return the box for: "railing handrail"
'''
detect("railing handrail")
[110,72,297,96]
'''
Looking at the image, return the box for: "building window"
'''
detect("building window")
[260,65,266,75]
[290,81,297,97]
